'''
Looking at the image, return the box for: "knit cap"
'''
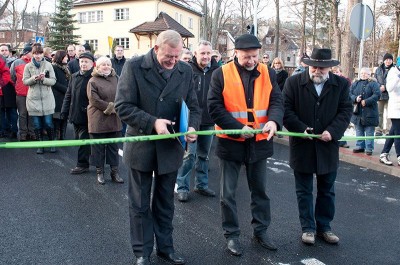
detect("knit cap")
[383,53,393,61]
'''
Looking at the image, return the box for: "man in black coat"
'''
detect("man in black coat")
[208,34,283,256]
[67,45,86,74]
[61,52,95,174]
[111,45,126,77]
[115,30,201,265]
[176,40,219,202]
[283,48,352,245]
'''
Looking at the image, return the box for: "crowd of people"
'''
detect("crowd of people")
[0,31,399,265]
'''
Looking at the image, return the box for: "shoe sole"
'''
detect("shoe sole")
[226,248,242,256]
[379,160,393,166]
[254,237,278,250]
[70,169,89,174]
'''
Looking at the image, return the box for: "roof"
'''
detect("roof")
[73,0,202,16]
[129,12,194,38]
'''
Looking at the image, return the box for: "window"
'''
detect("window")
[78,11,103,23]
[179,14,183,24]
[0,32,4,38]
[115,38,130,49]
[84,39,98,50]
[188,17,193,29]
[175,12,179,21]
[115,8,129,20]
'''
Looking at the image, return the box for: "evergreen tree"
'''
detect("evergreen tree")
[47,0,80,50]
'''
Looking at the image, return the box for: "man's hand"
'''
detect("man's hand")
[154,119,174,135]
[320,130,332,142]
[361,99,366,107]
[262,121,277,141]
[241,125,254,139]
[185,127,197,143]
[380,85,385,92]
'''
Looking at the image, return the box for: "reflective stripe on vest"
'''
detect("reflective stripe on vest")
[216,61,272,141]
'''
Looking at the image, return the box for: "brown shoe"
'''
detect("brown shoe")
[70,166,89,175]
[318,231,339,244]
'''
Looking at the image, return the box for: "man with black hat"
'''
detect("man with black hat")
[374,53,394,136]
[61,52,95,174]
[208,33,283,256]
[283,48,352,245]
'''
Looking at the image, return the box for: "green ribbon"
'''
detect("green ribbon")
[0,129,398,149]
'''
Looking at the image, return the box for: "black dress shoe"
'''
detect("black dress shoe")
[352,148,365,153]
[177,192,189,202]
[135,256,150,265]
[194,188,216,197]
[70,166,89,174]
[226,238,242,256]
[156,251,185,264]
[254,233,277,251]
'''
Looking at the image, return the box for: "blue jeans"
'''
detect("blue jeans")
[176,125,214,192]
[32,115,53,130]
[355,125,375,151]
[294,171,337,233]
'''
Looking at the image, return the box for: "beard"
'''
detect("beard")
[310,72,329,84]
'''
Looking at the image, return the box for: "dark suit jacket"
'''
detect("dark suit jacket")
[283,68,352,174]
[115,49,201,175]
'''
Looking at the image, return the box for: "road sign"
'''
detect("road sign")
[35,36,45,45]
[350,3,374,40]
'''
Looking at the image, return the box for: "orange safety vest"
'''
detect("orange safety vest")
[216,62,272,141]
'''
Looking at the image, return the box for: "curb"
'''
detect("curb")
[275,137,400,178]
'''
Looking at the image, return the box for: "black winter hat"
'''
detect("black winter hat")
[22,45,32,55]
[235,34,261,50]
[383,53,393,61]
[79,52,95,62]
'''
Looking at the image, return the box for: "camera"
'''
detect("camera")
[44,70,49,78]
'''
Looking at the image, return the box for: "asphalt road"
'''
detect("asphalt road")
[0,129,399,265]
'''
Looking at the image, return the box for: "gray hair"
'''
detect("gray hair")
[360,67,371,75]
[197,40,212,48]
[156,30,183,48]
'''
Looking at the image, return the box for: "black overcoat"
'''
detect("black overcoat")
[114,49,201,175]
[283,69,352,174]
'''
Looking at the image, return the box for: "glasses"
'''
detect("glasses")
[274,62,281,65]
[263,56,269,59]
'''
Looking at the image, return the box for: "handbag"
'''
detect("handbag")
[353,103,360,115]
[380,91,389,101]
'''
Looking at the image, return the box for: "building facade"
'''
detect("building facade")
[73,0,202,57]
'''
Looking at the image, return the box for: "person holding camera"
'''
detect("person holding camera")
[22,43,56,154]
[350,67,381,155]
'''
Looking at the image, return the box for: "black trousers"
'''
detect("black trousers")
[128,168,177,257]
[219,158,271,239]
[73,124,90,168]
[89,132,120,168]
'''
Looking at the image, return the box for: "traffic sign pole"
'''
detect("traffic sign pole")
[358,2,367,78]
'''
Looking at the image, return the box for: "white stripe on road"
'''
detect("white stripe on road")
[118,148,123,157]
[301,258,326,265]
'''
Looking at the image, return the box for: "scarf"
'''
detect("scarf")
[152,50,177,81]
[53,62,71,80]
[32,58,43,68]
[274,68,282,74]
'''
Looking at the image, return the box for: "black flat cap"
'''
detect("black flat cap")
[79,52,95,62]
[235,34,261,50]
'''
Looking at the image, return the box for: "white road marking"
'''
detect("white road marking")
[268,167,286,173]
[301,258,326,265]
[118,148,123,157]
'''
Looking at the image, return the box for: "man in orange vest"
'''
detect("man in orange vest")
[208,33,283,256]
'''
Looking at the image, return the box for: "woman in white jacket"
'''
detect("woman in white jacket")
[379,59,400,166]
[22,43,56,154]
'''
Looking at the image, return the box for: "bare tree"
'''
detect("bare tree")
[211,0,222,48]
[341,0,361,79]
[0,0,11,17]
[330,0,341,59]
